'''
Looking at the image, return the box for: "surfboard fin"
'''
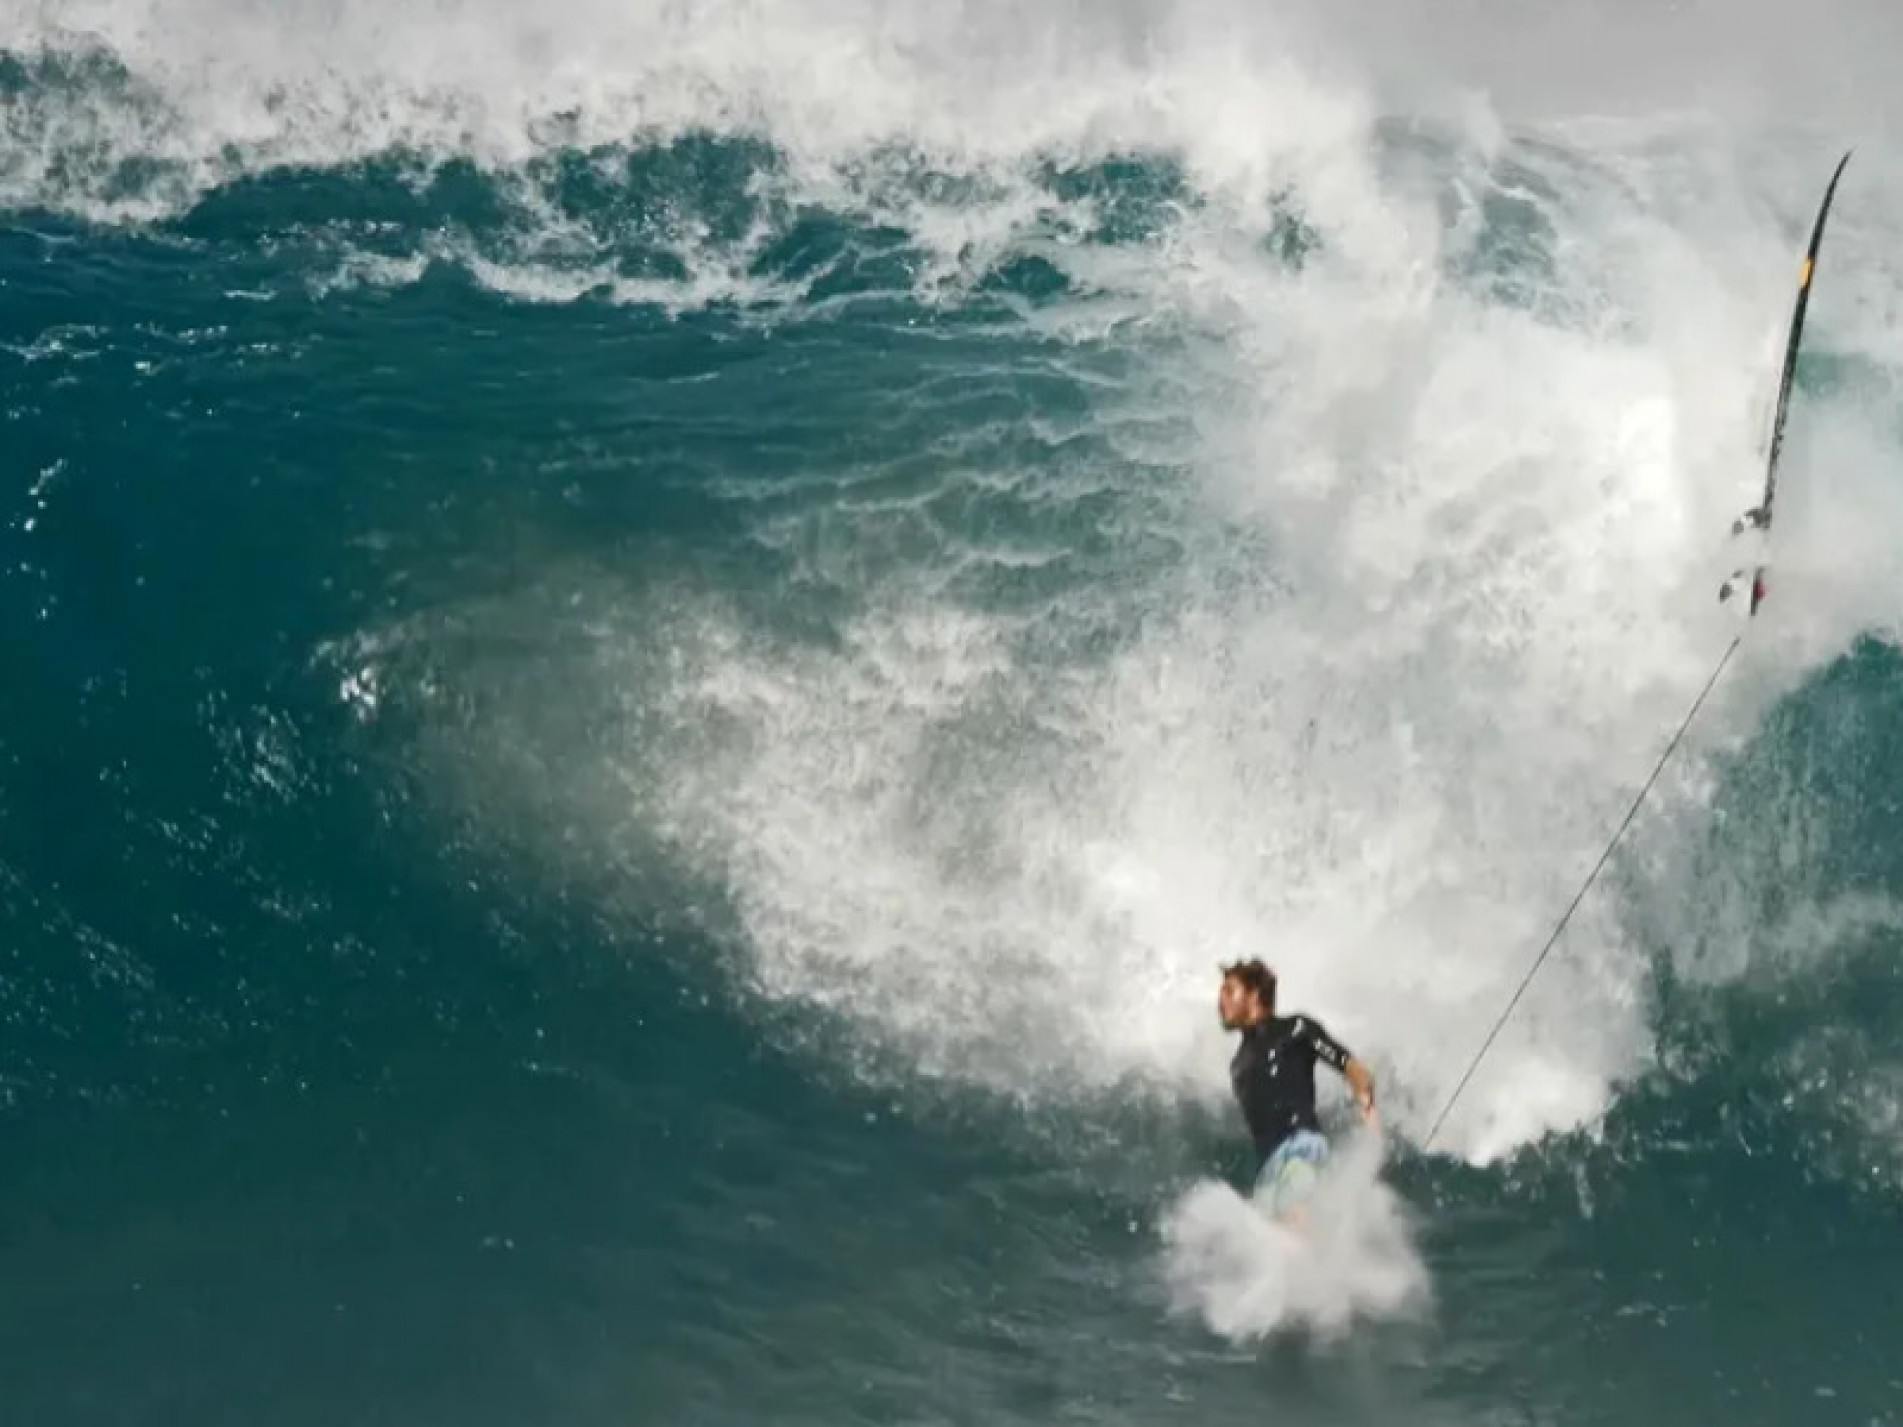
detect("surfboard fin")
[1720,568,1770,610]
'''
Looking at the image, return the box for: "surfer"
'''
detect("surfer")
[1218,959,1376,1227]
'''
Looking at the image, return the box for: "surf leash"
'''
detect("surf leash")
[1423,151,1856,1150]
[1421,631,1743,1150]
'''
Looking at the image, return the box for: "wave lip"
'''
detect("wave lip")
[2,0,1372,224]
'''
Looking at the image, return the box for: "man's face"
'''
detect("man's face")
[1218,974,1258,1030]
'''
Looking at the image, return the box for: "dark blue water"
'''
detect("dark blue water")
[7,18,1903,1426]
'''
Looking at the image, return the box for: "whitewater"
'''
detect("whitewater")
[6,1,1903,1422]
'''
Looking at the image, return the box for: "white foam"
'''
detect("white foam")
[184,3,1903,1168]
[1157,1129,1430,1341]
[636,127,1903,1166]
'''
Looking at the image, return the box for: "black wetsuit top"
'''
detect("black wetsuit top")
[1229,1014,1354,1163]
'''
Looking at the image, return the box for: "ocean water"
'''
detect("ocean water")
[7,4,1903,1424]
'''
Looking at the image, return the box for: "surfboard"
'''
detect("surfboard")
[1721,148,1853,615]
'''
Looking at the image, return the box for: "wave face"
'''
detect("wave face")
[6,4,1903,1424]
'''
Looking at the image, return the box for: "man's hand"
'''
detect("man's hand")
[1345,1056,1377,1127]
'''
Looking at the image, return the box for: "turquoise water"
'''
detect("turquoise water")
[6,8,1903,1425]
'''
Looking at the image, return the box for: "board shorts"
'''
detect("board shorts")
[1253,1130,1329,1218]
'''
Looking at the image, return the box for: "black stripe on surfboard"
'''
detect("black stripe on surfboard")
[1723,148,1853,615]
[1760,148,1853,531]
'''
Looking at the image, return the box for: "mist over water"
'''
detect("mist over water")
[7,2,1903,1423]
[1160,1130,1430,1341]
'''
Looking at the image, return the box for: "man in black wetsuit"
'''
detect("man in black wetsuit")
[1219,958,1376,1225]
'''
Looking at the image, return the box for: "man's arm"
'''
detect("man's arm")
[1342,1056,1377,1126]
[1295,1016,1378,1125]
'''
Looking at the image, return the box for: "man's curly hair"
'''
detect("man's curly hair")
[1221,958,1277,1008]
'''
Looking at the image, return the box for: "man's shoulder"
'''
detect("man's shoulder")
[1247,1013,1326,1042]
[1279,1012,1338,1045]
